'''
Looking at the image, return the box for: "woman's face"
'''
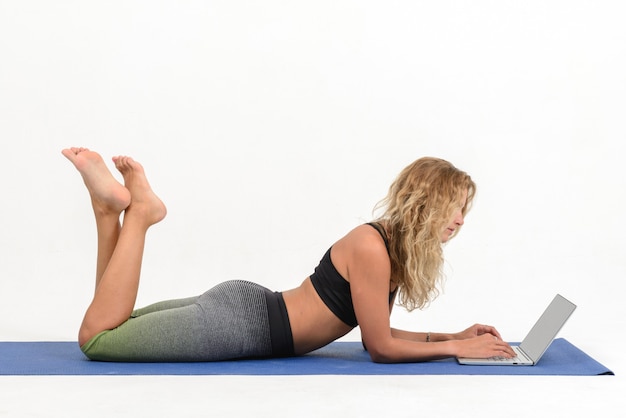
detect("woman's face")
[441,189,468,243]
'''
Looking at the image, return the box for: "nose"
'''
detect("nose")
[454,210,464,226]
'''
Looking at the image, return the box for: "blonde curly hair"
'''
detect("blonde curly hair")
[374,157,476,311]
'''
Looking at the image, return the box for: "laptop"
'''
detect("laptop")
[457,294,576,366]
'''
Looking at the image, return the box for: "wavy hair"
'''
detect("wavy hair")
[373,157,476,311]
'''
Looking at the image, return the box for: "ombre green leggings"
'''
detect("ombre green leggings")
[80,280,294,362]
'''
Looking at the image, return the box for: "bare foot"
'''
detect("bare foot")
[113,155,167,226]
[62,147,131,215]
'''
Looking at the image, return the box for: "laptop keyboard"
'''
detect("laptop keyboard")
[488,355,521,362]
[487,346,524,362]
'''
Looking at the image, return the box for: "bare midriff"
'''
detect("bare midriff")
[282,277,354,355]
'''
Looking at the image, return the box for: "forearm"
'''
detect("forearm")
[365,334,460,363]
[364,327,514,363]
[390,327,456,343]
[358,328,462,363]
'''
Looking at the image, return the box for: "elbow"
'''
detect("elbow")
[369,353,394,364]
[368,350,396,364]
[364,342,397,364]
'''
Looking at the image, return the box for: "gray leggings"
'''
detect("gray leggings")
[80,280,294,362]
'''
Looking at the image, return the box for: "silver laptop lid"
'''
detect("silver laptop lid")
[519,294,576,362]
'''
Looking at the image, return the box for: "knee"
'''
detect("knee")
[78,326,94,347]
[78,321,105,347]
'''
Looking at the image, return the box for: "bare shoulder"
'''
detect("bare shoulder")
[331,224,391,283]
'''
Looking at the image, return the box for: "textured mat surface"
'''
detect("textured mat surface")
[0,338,613,376]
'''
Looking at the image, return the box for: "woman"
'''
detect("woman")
[62,147,514,363]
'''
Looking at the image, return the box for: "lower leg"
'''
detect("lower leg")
[94,216,122,290]
[78,155,166,346]
[62,148,131,289]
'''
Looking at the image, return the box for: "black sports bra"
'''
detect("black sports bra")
[309,223,396,327]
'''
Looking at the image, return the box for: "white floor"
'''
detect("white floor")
[0,374,622,417]
[1,341,622,418]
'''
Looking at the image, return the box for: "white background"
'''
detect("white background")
[0,1,624,417]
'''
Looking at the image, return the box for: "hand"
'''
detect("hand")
[455,333,516,359]
[454,323,504,341]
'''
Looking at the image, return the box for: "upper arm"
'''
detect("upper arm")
[335,225,460,363]
[334,226,395,361]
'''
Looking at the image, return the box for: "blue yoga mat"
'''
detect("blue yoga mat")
[0,338,613,376]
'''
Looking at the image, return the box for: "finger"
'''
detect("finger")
[484,325,504,340]
[497,341,516,357]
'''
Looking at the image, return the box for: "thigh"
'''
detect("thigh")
[81,280,274,362]
[81,302,212,362]
[131,296,199,317]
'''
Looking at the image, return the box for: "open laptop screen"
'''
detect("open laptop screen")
[519,294,577,362]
